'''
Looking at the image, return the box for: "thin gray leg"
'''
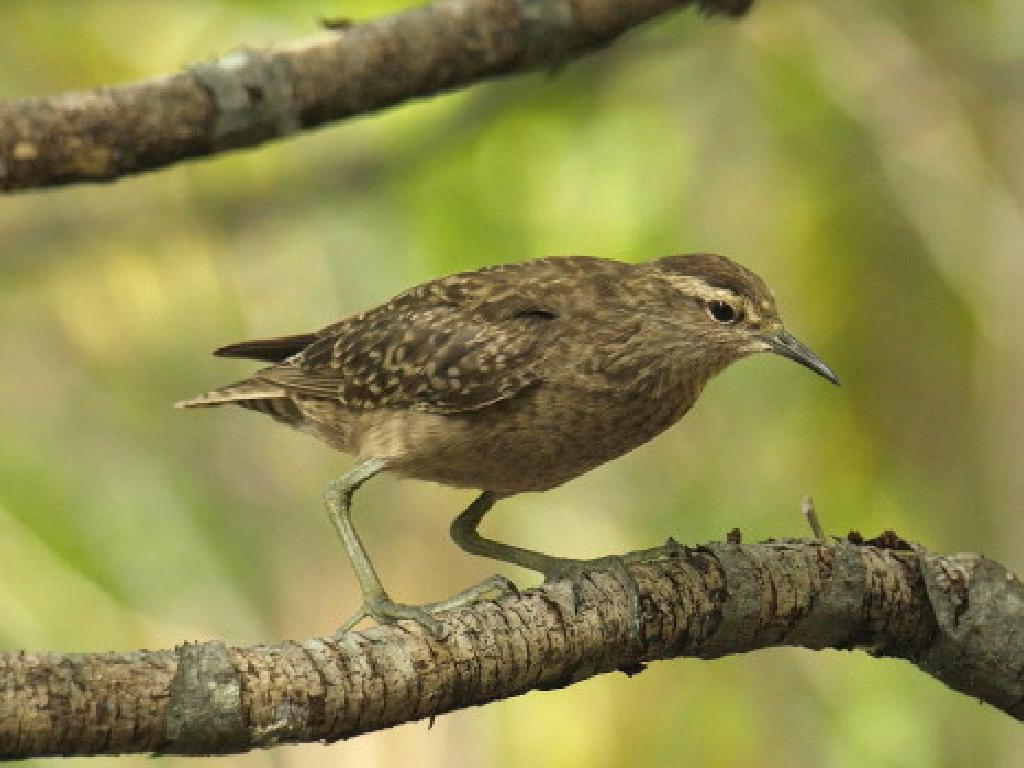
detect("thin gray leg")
[450,492,562,573]
[326,460,514,636]
[450,492,643,630]
[325,458,390,612]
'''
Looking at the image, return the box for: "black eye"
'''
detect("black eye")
[707,300,739,324]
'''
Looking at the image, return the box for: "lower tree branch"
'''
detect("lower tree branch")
[0,0,751,192]
[2,535,1021,759]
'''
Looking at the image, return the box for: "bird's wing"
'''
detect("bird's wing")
[257,278,560,413]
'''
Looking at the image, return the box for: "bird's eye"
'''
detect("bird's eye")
[707,301,739,324]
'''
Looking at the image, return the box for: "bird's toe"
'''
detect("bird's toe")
[335,597,445,638]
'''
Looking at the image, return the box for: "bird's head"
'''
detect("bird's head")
[648,253,839,385]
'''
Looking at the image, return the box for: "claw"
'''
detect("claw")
[661,536,685,557]
[497,575,521,598]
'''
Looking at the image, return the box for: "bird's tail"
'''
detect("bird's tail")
[174,378,286,409]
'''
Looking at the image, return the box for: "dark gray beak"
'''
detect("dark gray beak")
[764,330,840,385]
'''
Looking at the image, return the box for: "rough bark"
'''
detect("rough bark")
[0,0,751,192]
[2,536,1021,759]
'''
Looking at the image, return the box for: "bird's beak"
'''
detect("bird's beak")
[762,329,840,385]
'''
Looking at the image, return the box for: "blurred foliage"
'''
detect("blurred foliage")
[2,1,1022,766]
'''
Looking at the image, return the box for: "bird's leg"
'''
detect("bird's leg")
[450,493,642,629]
[325,458,430,634]
[326,459,513,637]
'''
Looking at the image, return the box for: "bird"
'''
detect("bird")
[177,253,838,634]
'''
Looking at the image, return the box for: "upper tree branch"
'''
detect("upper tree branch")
[2,536,1021,759]
[0,0,751,192]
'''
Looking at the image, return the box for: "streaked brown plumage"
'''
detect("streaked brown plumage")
[178,253,837,633]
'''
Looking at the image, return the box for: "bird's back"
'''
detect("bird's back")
[177,257,638,451]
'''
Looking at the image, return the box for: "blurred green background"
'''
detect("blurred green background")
[2,1,1022,766]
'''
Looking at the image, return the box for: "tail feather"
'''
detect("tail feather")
[174,378,286,409]
[213,333,317,363]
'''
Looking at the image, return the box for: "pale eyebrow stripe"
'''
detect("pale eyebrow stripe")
[665,275,743,305]
[665,275,770,323]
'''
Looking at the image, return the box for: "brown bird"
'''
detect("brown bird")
[177,254,837,634]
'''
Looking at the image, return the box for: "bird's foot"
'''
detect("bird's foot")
[540,555,642,634]
[624,536,688,563]
[336,597,445,637]
[335,574,517,638]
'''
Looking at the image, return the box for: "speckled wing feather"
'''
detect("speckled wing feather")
[257,268,562,413]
